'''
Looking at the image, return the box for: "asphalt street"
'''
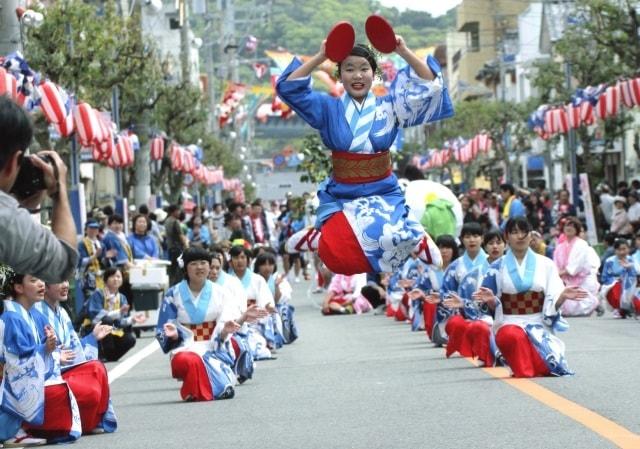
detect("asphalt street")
[72,280,640,449]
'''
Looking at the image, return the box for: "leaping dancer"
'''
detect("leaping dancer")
[276,16,454,275]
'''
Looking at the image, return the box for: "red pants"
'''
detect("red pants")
[606,282,640,314]
[606,281,622,309]
[466,320,493,366]
[423,302,436,340]
[394,294,409,322]
[230,336,241,359]
[62,360,110,433]
[385,300,396,318]
[495,325,550,378]
[25,384,73,439]
[445,315,473,358]
[171,351,213,401]
[318,212,372,275]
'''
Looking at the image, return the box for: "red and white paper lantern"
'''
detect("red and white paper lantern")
[38,81,68,124]
[150,137,165,161]
[596,84,620,120]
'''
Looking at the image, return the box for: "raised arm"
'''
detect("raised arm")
[395,35,434,81]
[286,41,327,80]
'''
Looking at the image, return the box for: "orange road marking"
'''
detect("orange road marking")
[464,358,640,449]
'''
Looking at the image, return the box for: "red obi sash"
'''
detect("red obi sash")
[186,321,217,342]
[500,291,544,315]
[331,150,392,184]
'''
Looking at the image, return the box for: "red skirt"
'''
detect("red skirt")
[495,325,550,378]
[318,212,372,275]
[444,315,473,358]
[465,320,493,366]
[24,384,73,439]
[171,351,214,401]
[423,302,437,340]
[62,361,110,433]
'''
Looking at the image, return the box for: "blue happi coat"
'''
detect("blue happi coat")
[0,300,82,443]
[156,281,237,398]
[276,55,453,273]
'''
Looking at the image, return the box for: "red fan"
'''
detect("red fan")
[325,21,355,62]
[365,15,397,54]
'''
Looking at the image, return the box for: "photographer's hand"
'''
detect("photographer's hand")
[34,151,76,249]
[19,188,47,211]
[32,151,67,198]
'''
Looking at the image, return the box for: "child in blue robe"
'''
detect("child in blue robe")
[276,36,453,276]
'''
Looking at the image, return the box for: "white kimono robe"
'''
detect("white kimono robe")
[229,269,275,360]
[481,250,573,376]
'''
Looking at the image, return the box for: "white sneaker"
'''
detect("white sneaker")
[3,428,46,447]
[294,277,300,283]
[286,227,321,253]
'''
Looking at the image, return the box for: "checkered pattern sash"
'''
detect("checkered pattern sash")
[186,320,217,342]
[500,291,544,315]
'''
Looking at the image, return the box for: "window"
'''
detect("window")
[460,22,480,52]
[469,23,480,52]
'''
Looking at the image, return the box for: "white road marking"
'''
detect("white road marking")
[108,340,160,384]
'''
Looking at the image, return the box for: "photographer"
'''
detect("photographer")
[0,96,78,283]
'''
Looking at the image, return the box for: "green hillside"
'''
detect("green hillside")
[257,0,456,54]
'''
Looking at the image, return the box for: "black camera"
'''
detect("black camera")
[10,154,54,200]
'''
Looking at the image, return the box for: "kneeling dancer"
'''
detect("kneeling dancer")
[474,217,587,378]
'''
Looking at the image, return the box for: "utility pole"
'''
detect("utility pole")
[495,10,512,184]
[179,0,191,84]
[0,0,21,55]
[204,37,219,134]
[224,0,239,84]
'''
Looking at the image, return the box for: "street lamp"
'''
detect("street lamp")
[144,0,163,13]
[16,9,44,28]
[191,37,203,49]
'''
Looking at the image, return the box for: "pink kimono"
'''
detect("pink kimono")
[553,237,600,316]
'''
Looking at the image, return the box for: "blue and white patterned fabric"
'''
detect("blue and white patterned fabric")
[601,255,637,313]
[32,301,118,433]
[480,250,573,376]
[156,281,238,398]
[0,300,48,427]
[439,251,489,324]
[276,55,453,273]
[0,300,82,442]
[459,262,493,321]
[33,302,98,364]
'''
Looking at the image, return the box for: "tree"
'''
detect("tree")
[425,99,534,189]
[297,134,331,184]
[255,0,453,56]
[25,0,167,199]
[531,0,639,180]
[25,0,240,204]
[150,82,240,204]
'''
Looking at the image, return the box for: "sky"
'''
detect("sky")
[378,0,463,17]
